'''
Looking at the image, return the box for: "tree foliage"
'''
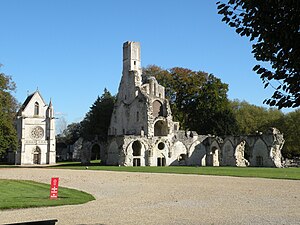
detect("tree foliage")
[276,110,300,158]
[230,100,284,134]
[0,67,18,156]
[80,89,115,141]
[57,122,81,145]
[230,100,300,158]
[217,0,300,109]
[143,65,238,135]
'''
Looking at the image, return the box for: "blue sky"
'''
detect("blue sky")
[0,0,295,130]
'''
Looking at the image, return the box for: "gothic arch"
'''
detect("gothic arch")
[188,141,207,166]
[153,100,164,118]
[154,120,168,136]
[91,144,100,161]
[34,102,39,116]
[125,140,147,166]
[132,140,142,156]
[33,146,41,164]
[252,138,269,167]
[222,140,235,166]
[207,141,220,166]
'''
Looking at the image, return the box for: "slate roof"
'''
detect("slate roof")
[17,91,47,116]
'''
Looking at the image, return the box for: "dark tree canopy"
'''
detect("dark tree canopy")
[217,0,300,109]
[230,100,300,158]
[143,65,238,135]
[80,88,115,141]
[230,100,284,134]
[277,109,300,158]
[0,67,18,156]
[57,122,81,145]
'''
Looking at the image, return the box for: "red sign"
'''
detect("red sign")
[50,177,59,199]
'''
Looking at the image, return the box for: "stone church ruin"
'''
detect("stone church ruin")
[103,41,284,167]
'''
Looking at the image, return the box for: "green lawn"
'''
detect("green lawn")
[53,162,300,180]
[0,179,95,210]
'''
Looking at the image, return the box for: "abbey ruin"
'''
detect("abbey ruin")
[103,41,284,167]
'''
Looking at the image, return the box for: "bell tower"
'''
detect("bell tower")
[121,41,142,103]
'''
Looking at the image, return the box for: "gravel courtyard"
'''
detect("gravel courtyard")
[0,168,299,225]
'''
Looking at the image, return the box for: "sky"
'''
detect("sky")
[1,0,296,131]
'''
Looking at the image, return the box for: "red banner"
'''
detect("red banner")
[50,177,59,199]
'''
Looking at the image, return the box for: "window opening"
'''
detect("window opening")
[158,142,165,150]
[132,141,142,156]
[34,102,39,116]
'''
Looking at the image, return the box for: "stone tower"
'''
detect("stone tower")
[14,91,56,165]
[108,41,176,138]
[107,41,178,166]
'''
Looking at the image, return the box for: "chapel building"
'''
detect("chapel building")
[13,91,56,165]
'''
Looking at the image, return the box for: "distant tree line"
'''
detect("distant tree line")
[0,66,18,158]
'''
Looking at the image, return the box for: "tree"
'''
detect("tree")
[59,122,81,145]
[80,88,115,141]
[56,115,68,135]
[143,65,238,135]
[0,66,18,156]
[230,100,284,134]
[217,0,300,109]
[276,110,300,158]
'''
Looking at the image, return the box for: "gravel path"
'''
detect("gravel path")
[0,168,299,225]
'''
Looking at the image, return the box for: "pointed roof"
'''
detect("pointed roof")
[18,91,47,115]
[48,98,53,108]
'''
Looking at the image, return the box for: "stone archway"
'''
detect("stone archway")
[153,100,164,118]
[91,144,100,161]
[206,146,219,166]
[132,141,142,166]
[154,120,168,136]
[252,139,268,167]
[33,147,41,164]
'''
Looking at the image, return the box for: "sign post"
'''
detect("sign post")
[50,177,59,199]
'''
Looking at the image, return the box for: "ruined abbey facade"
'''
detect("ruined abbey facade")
[104,41,284,167]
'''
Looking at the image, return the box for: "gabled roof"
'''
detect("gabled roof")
[19,93,34,112]
[17,91,47,115]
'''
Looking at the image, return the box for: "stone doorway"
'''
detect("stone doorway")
[133,158,141,166]
[33,147,41,164]
[132,141,142,166]
[157,157,166,166]
[91,144,100,161]
[206,147,219,166]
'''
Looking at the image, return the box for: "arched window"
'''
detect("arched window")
[132,141,142,156]
[91,144,100,161]
[33,146,41,164]
[153,100,163,118]
[34,102,39,116]
[154,120,168,136]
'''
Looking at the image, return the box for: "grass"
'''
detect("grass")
[0,179,95,210]
[52,162,300,180]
